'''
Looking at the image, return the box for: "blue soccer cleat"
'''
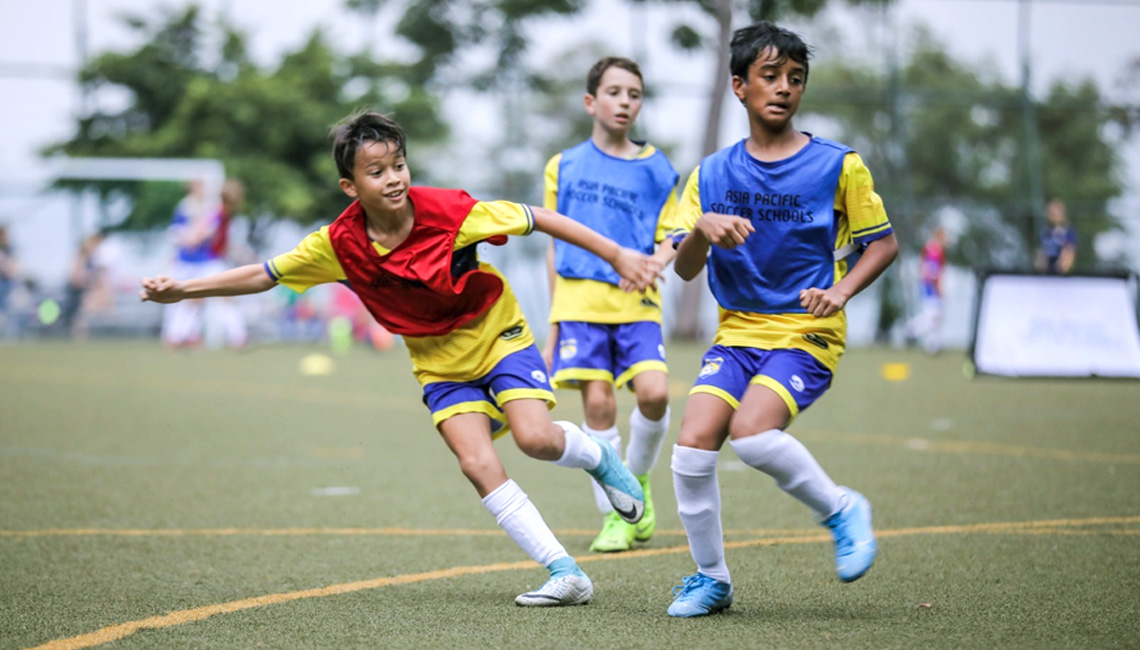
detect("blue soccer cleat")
[667,573,734,618]
[822,487,878,582]
[585,434,644,524]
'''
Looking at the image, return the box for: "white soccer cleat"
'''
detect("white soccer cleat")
[514,574,593,607]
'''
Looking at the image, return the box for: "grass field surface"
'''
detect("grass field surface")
[1,342,1138,649]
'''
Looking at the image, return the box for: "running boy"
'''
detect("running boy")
[664,23,899,617]
[541,57,681,553]
[140,111,658,607]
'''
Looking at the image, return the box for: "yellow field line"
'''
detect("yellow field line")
[21,514,1140,650]
[25,559,536,650]
[1,527,506,538]
[798,430,1140,465]
[5,516,1139,539]
[0,527,817,538]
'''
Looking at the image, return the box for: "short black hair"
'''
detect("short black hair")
[729,22,812,81]
[330,111,407,180]
[586,56,643,96]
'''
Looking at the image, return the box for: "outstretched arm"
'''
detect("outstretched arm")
[140,263,276,304]
[800,233,899,318]
[530,206,661,292]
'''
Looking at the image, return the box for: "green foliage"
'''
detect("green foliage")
[806,29,1127,272]
[358,0,590,89]
[671,24,704,50]
[51,4,446,234]
[657,0,895,56]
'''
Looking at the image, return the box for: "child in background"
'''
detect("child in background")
[666,22,898,617]
[141,111,660,607]
[907,226,947,355]
[542,57,681,553]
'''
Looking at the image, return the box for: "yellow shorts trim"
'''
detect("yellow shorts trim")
[431,390,556,440]
[750,375,801,422]
[431,401,509,439]
[495,388,557,408]
[689,384,741,410]
[614,360,669,391]
[551,368,614,390]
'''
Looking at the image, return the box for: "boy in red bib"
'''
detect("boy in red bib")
[140,111,660,607]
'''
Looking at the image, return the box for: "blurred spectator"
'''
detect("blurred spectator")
[1036,198,1077,275]
[161,180,214,347]
[203,180,249,349]
[906,226,947,355]
[328,282,394,352]
[161,179,250,348]
[0,224,19,331]
[279,286,323,342]
[59,230,111,339]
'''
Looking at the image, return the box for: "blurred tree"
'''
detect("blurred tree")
[809,29,1128,271]
[49,4,446,246]
[345,0,588,88]
[344,0,592,203]
[807,27,1129,338]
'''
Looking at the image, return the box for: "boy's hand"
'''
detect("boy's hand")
[799,286,848,318]
[139,275,186,304]
[612,248,661,292]
[618,254,666,292]
[696,213,754,249]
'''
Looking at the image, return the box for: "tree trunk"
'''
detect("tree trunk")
[672,0,733,341]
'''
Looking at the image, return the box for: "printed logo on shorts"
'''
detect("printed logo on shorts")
[531,370,547,383]
[698,356,724,378]
[500,325,524,341]
[658,344,666,360]
[559,339,577,360]
[803,332,829,349]
[790,375,805,392]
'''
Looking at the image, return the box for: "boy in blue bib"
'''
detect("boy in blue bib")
[665,22,899,617]
[542,57,683,553]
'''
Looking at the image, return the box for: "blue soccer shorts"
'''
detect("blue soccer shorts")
[421,345,556,439]
[550,320,668,391]
[690,345,832,421]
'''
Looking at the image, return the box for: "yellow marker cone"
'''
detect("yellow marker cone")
[880,362,911,382]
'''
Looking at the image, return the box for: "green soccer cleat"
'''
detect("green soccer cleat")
[634,473,656,542]
[589,511,635,552]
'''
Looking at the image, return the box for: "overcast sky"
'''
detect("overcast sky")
[1,0,1138,284]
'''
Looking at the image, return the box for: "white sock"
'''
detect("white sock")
[671,444,730,583]
[481,479,567,567]
[551,420,602,470]
[730,430,843,518]
[582,423,620,513]
[626,406,669,476]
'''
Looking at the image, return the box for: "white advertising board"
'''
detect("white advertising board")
[971,273,1140,378]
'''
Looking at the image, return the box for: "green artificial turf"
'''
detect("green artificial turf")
[1,342,1137,649]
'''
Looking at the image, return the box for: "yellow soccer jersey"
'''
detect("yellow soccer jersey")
[675,152,891,372]
[268,199,537,385]
[544,146,681,324]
